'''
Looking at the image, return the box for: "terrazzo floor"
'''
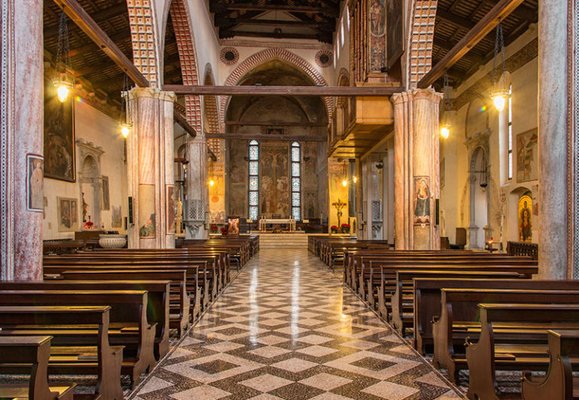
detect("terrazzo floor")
[130,249,464,400]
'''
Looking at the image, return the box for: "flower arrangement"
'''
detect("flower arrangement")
[330,225,338,233]
[220,226,228,236]
[341,223,350,233]
[210,224,219,233]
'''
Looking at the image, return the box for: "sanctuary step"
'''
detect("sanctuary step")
[257,233,309,249]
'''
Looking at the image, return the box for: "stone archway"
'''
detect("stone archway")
[220,48,332,122]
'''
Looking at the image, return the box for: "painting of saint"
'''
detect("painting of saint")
[27,155,44,211]
[370,0,385,36]
[57,197,78,232]
[516,129,538,183]
[140,213,156,237]
[111,206,122,228]
[518,194,533,242]
[414,177,430,224]
[44,92,75,181]
[167,186,176,233]
[101,176,110,210]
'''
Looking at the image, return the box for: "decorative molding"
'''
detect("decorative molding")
[220,47,239,65]
[126,0,159,86]
[408,0,439,88]
[315,49,333,68]
[0,0,15,279]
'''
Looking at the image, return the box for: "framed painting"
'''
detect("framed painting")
[516,128,538,183]
[414,176,431,225]
[57,197,79,232]
[111,206,122,228]
[27,154,44,212]
[518,193,533,242]
[44,90,75,182]
[101,176,110,210]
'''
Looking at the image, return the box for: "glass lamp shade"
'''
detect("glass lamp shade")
[341,179,348,187]
[120,123,131,138]
[440,125,450,139]
[54,78,73,103]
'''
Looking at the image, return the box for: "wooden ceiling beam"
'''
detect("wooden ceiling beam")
[417,0,526,89]
[45,3,127,37]
[218,18,321,28]
[206,133,327,142]
[210,2,339,17]
[163,84,404,96]
[174,109,197,138]
[436,9,475,30]
[219,29,320,41]
[226,120,326,127]
[52,0,149,87]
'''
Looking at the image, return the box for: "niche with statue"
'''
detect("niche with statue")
[77,139,104,230]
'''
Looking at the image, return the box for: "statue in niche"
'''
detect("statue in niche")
[81,192,88,222]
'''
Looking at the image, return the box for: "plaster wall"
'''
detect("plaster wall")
[43,101,128,239]
[440,35,539,247]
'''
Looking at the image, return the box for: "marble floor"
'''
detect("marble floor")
[131,249,463,400]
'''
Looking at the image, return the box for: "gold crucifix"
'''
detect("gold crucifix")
[332,198,347,228]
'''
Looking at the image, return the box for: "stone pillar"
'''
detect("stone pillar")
[0,0,44,280]
[391,89,442,250]
[537,0,570,279]
[184,135,209,239]
[126,88,176,249]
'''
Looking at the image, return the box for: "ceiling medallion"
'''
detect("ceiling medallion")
[315,50,333,68]
[220,47,239,65]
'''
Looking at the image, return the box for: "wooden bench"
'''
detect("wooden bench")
[0,290,155,387]
[0,280,171,360]
[0,306,123,400]
[61,269,191,335]
[465,304,579,400]
[389,270,526,336]
[0,335,76,400]
[522,329,579,400]
[431,288,579,382]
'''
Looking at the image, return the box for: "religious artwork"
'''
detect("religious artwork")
[516,128,538,183]
[111,206,122,228]
[260,142,290,217]
[44,93,75,182]
[57,197,78,232]
[440,158,446,189]
[518,193,533,242]
[43,197,48,219]
[414,176,431,224]
[101,176,110,210]
[386,0,404,68]
[368,0,386,72]
[139,185,156,238]
[228,218,240,235]
[27,154,44,211]
[167,185,176,234]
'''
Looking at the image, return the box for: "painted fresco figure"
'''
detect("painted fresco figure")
[414,178,430,224]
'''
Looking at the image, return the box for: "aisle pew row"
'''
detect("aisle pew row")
[0,236,257,400]
[311,238,579,399]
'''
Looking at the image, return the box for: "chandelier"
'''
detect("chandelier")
[53,12,74,103]
[490,23,508,112]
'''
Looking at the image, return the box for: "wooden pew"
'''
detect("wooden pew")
[0,306,123,400]
[61,269,191,335]
[522,329,579,400]
[389,270,526,335]
[0,281,171,360]
[465,304,579,400]
[0,290,155,387]
[432,288,579,382]
[0,336,76,400]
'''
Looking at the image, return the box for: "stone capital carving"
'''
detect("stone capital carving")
[128,87,176,103]
[411,88,443,103]
[390,91,410,105]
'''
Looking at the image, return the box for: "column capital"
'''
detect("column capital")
[391,88,443,105]
[128,87,176,102]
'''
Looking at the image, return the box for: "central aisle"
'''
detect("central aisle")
[133,249,462,400]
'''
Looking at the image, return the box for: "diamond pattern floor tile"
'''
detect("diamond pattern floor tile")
[131,249,464,400]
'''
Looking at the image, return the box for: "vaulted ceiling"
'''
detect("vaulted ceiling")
[209,0,341,44]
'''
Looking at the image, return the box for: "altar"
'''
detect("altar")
[258,218,296,232]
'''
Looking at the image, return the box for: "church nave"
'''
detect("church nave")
[132,249,461,400]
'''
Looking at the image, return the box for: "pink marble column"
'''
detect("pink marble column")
[184,135,209,239]
[391,89,442,250]
[537,0,571,279]
[0,0,44,280]
[126,88,176,249]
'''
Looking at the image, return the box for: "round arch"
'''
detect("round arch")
[220,48,333,123]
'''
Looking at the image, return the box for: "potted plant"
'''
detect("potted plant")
[210,224,219,234]
[341,223,350,234]
[220,226,228,236]
[330,225,338,234]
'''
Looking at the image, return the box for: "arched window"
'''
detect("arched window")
[291,142,301,220]
[248,140,259,219]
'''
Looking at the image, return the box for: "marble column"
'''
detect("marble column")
[184,135,209,239]
[537,0,570,279]
[391,89,442,250]
[0,0,44,280]
[126,88,176,249]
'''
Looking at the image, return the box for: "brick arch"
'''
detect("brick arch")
[167,0,202,132]
[126,0,161,86]
[220,48,333,123]
[406,0,439,88]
